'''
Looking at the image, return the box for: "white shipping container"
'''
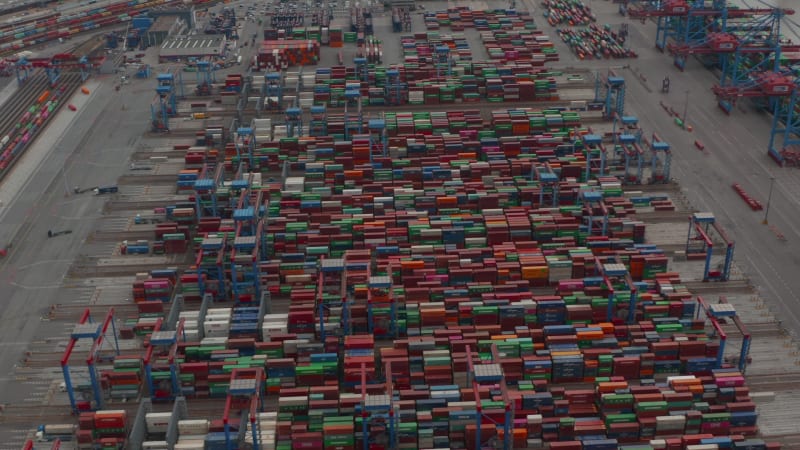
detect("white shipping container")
[145,412,172,433]
[200,337,228,346]
[174,441,205,450]
[207,308,232,315]
[142,441,169,450]
[184,329,201,341]
[178,419,210,435]
[204,328,230,338]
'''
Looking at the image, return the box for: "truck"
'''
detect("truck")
[36,424,76,442]
[95,185,119,195]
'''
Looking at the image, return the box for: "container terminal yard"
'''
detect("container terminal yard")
[0,0,800,448]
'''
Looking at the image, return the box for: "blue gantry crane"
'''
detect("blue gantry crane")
[15,57,32,84]
[696,296,752,373]
[196,234,228,301]
[196,60,216,96]
[61,308,120,414]
[264,72,283,111]
[768,77,800,165]
[581,190,609,237]
[151,73,179,132]
[686,212,735,282]
[344,87,363,139]
[435,45,452,78]
[583,133,608,179]
[646,132,672,182]
[285,107,303,137]
[594,259,643,324]
[231,192,268,304]
[234,127,255,170]
[309,105,328,136]
[368,118,387,162]
[143,318,186,401]
[531,161,560,206]
[355,56,369,83]
[595,71,625,118]
[194,163,224,220]
[385,68,405,105]
[223,368,265,450]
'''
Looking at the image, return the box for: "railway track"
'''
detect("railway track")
[0,71,82,182]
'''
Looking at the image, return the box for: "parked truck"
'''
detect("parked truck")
[36,424,75,442]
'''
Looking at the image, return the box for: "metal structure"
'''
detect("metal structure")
[151,73,178,132]
[435,45,452,78]
[194,163,224,220]
[8,54,99,86]
[196,235,228,301]
[697,296,752,373]
[143,317,186,401]
[385,68,405,106]
[61,308,119,414]
[583,134,608,180]
[234,127,255,170]
[264,72,284,111]
[355,56,369,83]
[231,182,269,304]
[465,344,512,450]
[359,361,398,450]
[581,190,609,237]
[713,66,796,113]
[595,260,641,323]
[595,71,625,118]
[317,255,351,343]
[686,212,735,282]
[344,88,363,139]
[368,118,387,163]
[195,60,216,96]
[769,80,800,164]
[367,272,397,339]
[531,161,560,206]
[223,368,265,450]
[285,107,303,137]
[646,132,672,182]
[309,105,328,136]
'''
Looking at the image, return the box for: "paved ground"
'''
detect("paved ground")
[0,72,155,441]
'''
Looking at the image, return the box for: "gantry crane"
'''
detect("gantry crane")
[581,190,609,236]
[696,296,751,373]
[317,255,351,342]
[223,368,265,450]
[143,318,186,401]
[686,212,735,282]
[592,259,642,323]
[768,77,800,165]
[61,308,119,414]
[465,344,513,450]
[359,360,398,450]
[196,60,216,96]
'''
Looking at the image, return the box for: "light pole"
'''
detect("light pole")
[763,176,775,225]
[682,89,689,129]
